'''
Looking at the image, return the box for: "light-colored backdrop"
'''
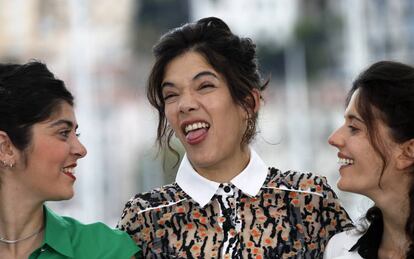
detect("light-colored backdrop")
[1,0,412,227]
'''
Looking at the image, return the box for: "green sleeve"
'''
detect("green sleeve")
[80,223,141,258]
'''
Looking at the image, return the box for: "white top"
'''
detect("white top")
[323,229,363,259]
[175,148,268,207]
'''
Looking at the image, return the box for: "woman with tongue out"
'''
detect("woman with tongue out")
[118,17,352,258]
[325,61,414,258]
[0,62,140,258]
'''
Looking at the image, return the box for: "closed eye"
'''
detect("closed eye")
[198,83,216,92]
[200,83,214,88]
[163,92,178,101]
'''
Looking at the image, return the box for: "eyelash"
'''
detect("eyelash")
[162,83,215,100]
[199,83,214,90]
[59,129,80,138]
[348,125,359,134]
[60,130,71,138]
[163,93,177,101]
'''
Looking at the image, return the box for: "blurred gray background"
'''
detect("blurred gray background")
[1,0,412,226]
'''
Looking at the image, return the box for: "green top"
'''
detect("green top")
[29,206,140,259]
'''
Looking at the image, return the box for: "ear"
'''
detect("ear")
[243,89,261,119]
[396,139,414,170]
[251,88,261,113]
[0,131,16,166]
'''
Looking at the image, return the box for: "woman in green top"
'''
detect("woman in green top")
[0,61,140,258]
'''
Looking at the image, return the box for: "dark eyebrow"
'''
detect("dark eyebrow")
[48,119,78,129]
[346,114,364,123]
[193,71,218,81]
[161,71,218,89]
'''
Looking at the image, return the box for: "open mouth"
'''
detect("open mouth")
[338,158,354,166]
[182,121,210,144]
[62,167,76,180]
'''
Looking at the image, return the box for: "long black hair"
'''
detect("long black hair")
[347,61,414,258]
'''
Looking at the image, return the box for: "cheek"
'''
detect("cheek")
[220,106,247,134]
[164,107,180,131]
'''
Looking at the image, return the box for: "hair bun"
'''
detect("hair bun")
[197,17,231,32]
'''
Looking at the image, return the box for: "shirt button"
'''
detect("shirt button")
[224,186,231,193]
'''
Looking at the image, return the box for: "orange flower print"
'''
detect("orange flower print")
[156,229,165,238]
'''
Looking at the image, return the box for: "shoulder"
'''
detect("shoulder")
[121,183,187,215]
[265,168,353,232]
[62,216,126,238]
[54,215,139,258]
[324,229,363,259]
[266,167,332,198]
[117,183,188,242]
[63,216,137,244]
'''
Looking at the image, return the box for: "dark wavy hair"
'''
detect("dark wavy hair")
[347,61,414,258]
[147,17,268,160]
[0,61,73,152]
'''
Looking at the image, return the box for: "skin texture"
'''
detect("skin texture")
[14,102,87,202]
[328,90,401,199]
[328,89,413,257]
[162,51,254,183]
[0,102,87,258]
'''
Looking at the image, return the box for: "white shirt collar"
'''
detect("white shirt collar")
[176,148,268,207]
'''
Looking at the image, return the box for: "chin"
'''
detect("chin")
[336,179,351,192]
[187,153,215,167]
[337,180,362,195]
[50,191,75,201]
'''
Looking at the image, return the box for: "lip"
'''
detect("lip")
[63,172,76,181]
[337,152,353,160]
[62,163,77,181]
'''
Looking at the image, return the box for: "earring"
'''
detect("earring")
[1,160,15,168]
[247,118,255,135]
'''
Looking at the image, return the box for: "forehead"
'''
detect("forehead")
[41,101,76,124]
[163,52,217,82]
[345,89,360,116]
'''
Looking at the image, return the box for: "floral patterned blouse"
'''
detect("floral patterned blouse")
[117,149,352,258]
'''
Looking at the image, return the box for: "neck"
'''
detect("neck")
[373,178,411,257]
[0,180,45,257]
[196,146,250,183]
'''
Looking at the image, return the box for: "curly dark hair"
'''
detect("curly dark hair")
[146,17,268,160]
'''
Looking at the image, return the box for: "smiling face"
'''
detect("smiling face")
[15,102,87,202]
[162,51,250,179]
[328,90,401,198]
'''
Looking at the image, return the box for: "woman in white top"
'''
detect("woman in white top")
[325,61,414,258]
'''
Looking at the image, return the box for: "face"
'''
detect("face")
[162,51,249,174]
[15,102,87,202]
[328,90,400,198]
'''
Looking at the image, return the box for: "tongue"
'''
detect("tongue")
[186,128,208,142]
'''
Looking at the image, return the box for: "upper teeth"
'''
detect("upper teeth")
[62,167,74,174]
[184,122,210,134]
[338,158,354,166]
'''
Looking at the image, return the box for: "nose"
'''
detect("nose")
[328,127,343,148]
[72,137,87,159]
[178,91,199,113]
